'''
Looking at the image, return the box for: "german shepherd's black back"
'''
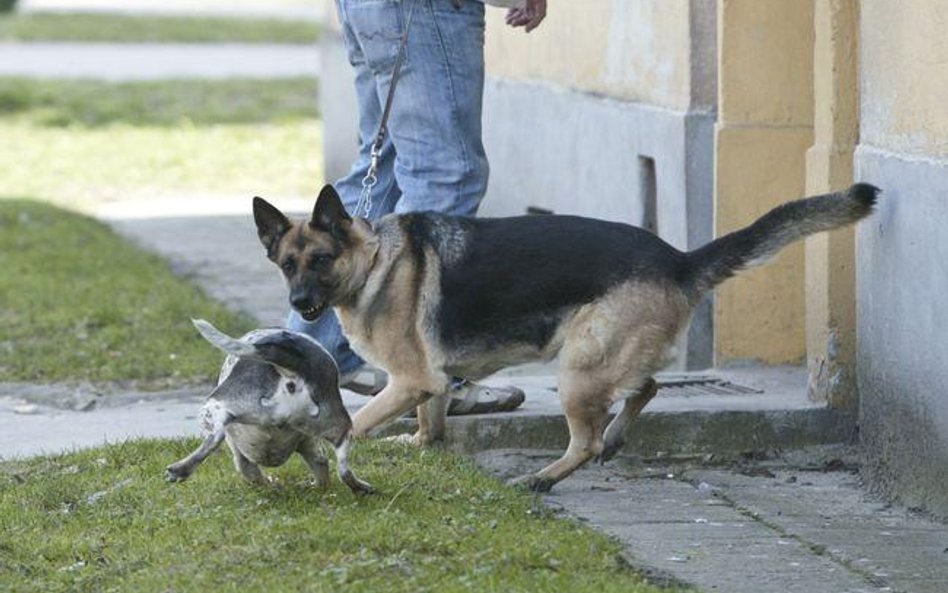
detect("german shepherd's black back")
[400,183,878,355]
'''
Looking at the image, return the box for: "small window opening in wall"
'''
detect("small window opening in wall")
[526,206,554,216]
[639,156,657,233]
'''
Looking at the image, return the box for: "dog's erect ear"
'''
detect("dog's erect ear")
[253,197,292,262]
[310,185,352,239]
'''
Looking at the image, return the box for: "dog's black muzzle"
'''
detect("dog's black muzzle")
[290,292,327,322]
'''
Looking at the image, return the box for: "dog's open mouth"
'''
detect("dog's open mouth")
[299,303,325,321]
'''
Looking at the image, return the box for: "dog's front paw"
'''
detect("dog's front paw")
[507,473,556,493]
[165,463,193,483]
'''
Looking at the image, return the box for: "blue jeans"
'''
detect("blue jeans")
[287,0,489,374]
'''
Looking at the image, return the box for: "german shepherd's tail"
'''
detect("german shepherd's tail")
[686,183,879,296]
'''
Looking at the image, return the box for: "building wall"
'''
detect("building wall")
[856,0,948,518]
[712,0,814,365]
[484,0,712,111]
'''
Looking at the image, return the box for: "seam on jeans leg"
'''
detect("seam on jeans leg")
[425,0,473,209]
[337,0,368,69]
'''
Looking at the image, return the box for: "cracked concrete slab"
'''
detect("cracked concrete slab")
[475,449,948,593]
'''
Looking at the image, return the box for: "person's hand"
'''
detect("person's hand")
[505,0,546,33]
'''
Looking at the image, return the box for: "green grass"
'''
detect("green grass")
[0,200,255,384]
[0,439,671,593]
[0,78,323,209]
[0,12,319,43]
[0,79,319,382]
[0,77,319,127]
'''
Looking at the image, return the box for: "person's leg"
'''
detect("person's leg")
[345,0,489,216]
[286,0,402,376]
[339,0,521,412]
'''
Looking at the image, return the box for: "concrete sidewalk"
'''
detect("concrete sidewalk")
[20,0,323,21]
[479,448,947,593]
[0,42,320,80]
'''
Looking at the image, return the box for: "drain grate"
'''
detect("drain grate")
[554,376,764,396]
[656,376,762,397]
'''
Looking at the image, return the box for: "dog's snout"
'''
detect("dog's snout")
[290,291,323,321]
[290,294,311,311]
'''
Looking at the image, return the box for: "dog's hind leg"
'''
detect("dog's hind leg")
[331,432,374,494]
[598,378,659,463]
[166,429,226,482]
[230,446,268,484]
[297,437,330,488]
[510,283,684,492]
[509,374,612,493]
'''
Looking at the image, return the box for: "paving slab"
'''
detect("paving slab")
[476,449,948,593]
[686,467,948,593]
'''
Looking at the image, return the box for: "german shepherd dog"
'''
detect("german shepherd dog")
[252,183,878,492]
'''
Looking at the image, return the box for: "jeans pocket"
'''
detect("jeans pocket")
[343,0,406,75]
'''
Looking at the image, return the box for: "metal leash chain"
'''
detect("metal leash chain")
[356,0,419,219]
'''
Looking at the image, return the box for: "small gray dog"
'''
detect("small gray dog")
[165,319,373,494]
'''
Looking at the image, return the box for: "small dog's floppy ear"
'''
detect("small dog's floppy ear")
[310,185,352,239]
[253,197,291,262]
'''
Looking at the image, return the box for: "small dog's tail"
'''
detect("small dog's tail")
[192,319,338,383]
[192,319,257,358]
[685,183,879,296]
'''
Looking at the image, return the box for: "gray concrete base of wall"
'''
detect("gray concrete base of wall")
[481,78,716,369]
[856,145,948,520]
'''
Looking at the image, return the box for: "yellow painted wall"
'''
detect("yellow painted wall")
[717,0,814,127]
[484,0,696,111]
[860,0,948,158]
[804,0,860,409]
[714,0,814,364]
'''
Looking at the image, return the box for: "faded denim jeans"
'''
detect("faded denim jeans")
[287,0,489,374]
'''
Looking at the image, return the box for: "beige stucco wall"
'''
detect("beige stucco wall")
[860,0,948,158]
[804,0,860,409]
[484,0,705,111]
[713,0,814,364]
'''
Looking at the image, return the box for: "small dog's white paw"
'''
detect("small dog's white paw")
[383,432,421,446]
[341,471,375,495]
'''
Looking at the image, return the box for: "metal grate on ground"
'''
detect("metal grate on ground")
[655,376,763,397]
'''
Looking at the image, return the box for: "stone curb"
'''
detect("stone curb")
[382,407,857,458]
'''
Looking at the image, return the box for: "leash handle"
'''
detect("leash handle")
[356,0,419,219]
